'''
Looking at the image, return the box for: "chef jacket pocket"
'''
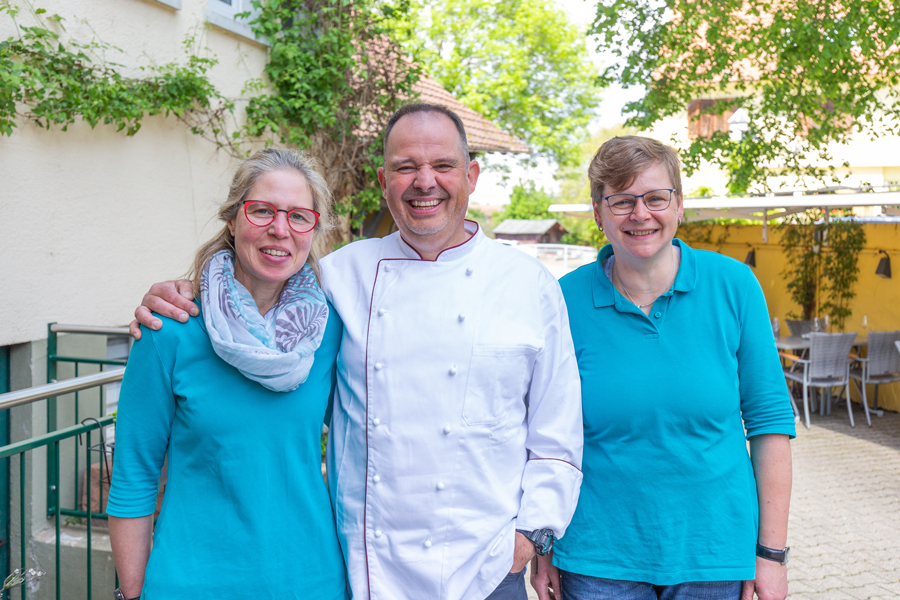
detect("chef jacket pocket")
[463,346,530,427]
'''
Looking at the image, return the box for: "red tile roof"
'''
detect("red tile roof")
[412,77,530,155]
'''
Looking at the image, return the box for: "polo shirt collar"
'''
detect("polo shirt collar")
[591,238,698,309]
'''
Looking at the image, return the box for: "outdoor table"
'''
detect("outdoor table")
[775,334,868,351]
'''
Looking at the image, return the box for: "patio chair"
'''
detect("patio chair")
[849,330,900,426]
[786,319,815,336]
[781,332,857,430]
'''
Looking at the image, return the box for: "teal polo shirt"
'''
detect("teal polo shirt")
[555,239,795,584]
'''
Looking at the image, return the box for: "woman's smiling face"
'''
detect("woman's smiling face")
[594,162,683,264]
[227,169,315,302]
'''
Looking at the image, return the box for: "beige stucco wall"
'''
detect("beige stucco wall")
[1,0,271,346]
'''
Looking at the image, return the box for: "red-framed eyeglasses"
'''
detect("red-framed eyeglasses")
[242,200,319,234]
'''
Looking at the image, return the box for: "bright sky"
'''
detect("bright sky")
[472,0,644,207]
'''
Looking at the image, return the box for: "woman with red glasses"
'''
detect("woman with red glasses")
[107,149,348,600]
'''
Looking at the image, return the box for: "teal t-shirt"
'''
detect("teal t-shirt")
[554,240,796,584]
[107,303,348,600]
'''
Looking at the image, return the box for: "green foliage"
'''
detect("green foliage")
[559,218,606,249]
[551,126,636,248]
[0,3,232,143]
[415,0,602,167]
[466,207,487,221]
[3,0,421,235]
[556,125,637,205]
[592,0,900,193]
[775,210,865,329]
[686,186,716,198]
[495,182,553,222]
[777,211,821,321]
[820,217,866,331]
[676,223,731,249]
[245,0,420,233]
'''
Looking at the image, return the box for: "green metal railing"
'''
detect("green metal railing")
[0,368,124,599]
[46,323,130,523]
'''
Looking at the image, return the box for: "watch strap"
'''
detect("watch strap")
[516,528,555,556]
[114,588,140,600]
[756,543,790,565]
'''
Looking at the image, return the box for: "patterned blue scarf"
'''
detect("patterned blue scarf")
[200,250,329,392]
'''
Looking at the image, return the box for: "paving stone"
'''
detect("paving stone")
[787,407,900,597]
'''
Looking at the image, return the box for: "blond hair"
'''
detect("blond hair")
[588,136,683,203]
[189,148,336,294]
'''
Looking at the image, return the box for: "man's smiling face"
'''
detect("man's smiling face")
[378,112,479,258]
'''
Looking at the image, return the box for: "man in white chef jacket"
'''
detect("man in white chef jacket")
[131,103,583,600]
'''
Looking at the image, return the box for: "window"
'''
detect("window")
[153,0,182,8]
[687,98,736,139]
[798,100,854,137]
[206,0,263,43]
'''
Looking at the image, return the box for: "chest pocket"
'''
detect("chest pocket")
[463,346,531,427]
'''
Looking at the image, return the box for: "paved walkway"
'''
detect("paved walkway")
[788,404,900,599]
[526,404,900,600]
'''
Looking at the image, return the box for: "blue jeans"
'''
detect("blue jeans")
[484,568,528,600]
[560,570,741,600]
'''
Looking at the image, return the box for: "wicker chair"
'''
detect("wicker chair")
[782,332,857,430]
[786,319,815,336]
[849,330,900,426]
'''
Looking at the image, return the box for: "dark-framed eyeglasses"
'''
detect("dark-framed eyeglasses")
[601,189,675,216]
[242,200,319,233]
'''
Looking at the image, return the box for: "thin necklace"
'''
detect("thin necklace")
[615,247,678,309]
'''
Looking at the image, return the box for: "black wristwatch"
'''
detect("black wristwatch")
[756,543,790,565]
[114,588,140,600]
[516,528,555,556]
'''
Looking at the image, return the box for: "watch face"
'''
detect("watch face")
[533,529,554,555]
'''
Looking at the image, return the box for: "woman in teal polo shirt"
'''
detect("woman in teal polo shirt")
[532,137,795,600]
[107,149,348,600]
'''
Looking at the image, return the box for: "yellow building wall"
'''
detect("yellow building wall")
[684,223,900,412]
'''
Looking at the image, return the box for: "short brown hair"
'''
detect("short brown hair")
[588,136,682,203]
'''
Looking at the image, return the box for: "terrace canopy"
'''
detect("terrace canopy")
[549,190,900,242]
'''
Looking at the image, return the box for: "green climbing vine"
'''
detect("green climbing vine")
[775,209,866,330]
[0,3,234,147]
[2,0,419,237]
[243,0,420,235]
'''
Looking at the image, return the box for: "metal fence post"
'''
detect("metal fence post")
[46,324,57,520]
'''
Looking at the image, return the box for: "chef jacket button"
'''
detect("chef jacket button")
[424,539,432,548]
[377,308,387,316]
[384,264,392,272]
[466,267,474,276]
[375,362,384,370]
[654,311,662,318]
[373,475,381,483]
[457,313,466,322]
[443,425,452,435]
[436,481,445,490]
[374,530,383,538]
[449,365,458,376]
[373,418,381,426]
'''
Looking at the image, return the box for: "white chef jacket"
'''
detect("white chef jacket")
[320,221,583,600]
